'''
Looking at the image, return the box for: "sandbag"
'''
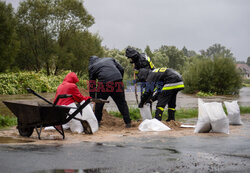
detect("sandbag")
[67,102,84,133]
[139,103,152,120]
[194,99,212,133]
[80,100,98,133]
[138,118,171,132]
[195,99,229,134]
[44,101,98,133]
[205,102,229,134]
[224,101,243,125]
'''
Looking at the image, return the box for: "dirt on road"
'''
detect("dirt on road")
[1,110,248,146]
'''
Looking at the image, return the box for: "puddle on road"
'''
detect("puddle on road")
[0,137,34,144]
[33,168,114,173]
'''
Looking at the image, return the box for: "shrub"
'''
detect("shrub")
[0,71,87,95]
[183,57,242,94]
[0,115,17,128]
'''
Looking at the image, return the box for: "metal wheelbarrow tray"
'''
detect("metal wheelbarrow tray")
[3,88,92,139]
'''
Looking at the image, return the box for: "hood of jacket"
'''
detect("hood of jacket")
[63,72,79,84]
[89,56,99,66]
[137,68,150,82]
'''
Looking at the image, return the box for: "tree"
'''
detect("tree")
[200,43,234,60]
[144,45,154,58]
[247,57,250,66]
[16,0,95,75]
[182,56,242,94]
[0,1,19,72]
[182,46,197,57]
[151,51,169,68]
[155,45,185,71]
[104,48,134,79]
[68,31,104,75]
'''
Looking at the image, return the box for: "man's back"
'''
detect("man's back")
[89,57,124,83]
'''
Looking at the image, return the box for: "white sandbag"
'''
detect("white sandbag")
[68,102,84,133]
[44,124,70,131]
[224,101,243,125]
[139,103,152,120]
[139,118,171,132]
[205,102,229,134]
[194,99,212,133]
[80,100,98,133]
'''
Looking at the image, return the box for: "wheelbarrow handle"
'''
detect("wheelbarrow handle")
[53,94,72,106]
[26,88,53,104]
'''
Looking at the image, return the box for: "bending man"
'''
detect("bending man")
[137,68,184,121]
[88,56,131,128]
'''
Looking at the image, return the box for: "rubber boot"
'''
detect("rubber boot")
[154,109,164,121]
[166,109,175,122]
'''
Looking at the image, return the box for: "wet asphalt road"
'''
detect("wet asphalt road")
[0,88,250,173]
[1,119,250,173]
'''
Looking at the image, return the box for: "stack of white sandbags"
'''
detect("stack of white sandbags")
[195,99,229,134]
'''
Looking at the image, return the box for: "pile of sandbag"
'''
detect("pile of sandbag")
[195,99,229,134]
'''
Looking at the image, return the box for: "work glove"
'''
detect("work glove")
[138,102,144,108]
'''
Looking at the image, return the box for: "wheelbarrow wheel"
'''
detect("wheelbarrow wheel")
[18,127,34,137]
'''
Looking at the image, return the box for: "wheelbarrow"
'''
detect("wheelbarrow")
[3,88,108,140]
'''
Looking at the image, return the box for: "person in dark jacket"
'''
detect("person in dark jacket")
[125,47,156,105]
[137,68,184,121]
[88,56,131,128]
[125,47,155,73]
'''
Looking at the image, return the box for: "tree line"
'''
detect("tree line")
[0,0,104,75]
[0,0,247,94]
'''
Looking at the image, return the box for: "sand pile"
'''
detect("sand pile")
[100,109,182,131]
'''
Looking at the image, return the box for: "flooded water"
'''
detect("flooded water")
[0,93,54,116]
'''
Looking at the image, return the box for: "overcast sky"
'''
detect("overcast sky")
[5,0,250,62]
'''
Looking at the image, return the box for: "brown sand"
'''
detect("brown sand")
[0,112,249,145]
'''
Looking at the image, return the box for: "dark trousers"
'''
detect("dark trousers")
[95,80,131,125]
[155,89,180,121]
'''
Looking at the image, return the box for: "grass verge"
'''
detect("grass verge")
[109,106,250,121]
[0,115,17,129]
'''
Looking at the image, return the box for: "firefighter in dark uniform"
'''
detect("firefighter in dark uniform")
[125,47,155,104]
[88,56,131,128]
[125,47,155,72]
[137,67,184,121]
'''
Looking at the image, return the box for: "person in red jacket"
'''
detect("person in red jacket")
[54,72,91,105]
[51,72,92,132]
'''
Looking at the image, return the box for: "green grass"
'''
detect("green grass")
[0,115,17,129]
[240,106,250,114]
[1,106,250,129]
[109,107,198,121]
[109,106,250,121]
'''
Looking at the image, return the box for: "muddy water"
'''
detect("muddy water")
[0,88,249,115]
[0,137,33,144]
[0,93,55,116]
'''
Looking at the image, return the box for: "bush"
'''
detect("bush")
[183,57,242,94]
[0,71,87,95]
[0,115,17,128]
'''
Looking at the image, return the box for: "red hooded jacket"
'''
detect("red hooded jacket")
[54,72,91,105]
